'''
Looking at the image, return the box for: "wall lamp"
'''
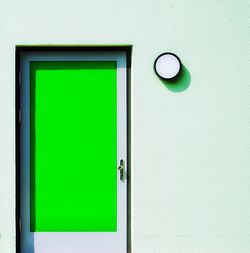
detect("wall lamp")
[154,52,182,80]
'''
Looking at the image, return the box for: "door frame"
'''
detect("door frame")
[15,46,132,253]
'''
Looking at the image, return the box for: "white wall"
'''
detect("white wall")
[0,0,249,252]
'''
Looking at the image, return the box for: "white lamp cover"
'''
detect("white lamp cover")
[154,53,181,80]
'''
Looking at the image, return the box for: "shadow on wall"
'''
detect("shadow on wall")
[159,65,191,93]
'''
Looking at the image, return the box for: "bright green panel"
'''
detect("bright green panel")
[30,61,117,232]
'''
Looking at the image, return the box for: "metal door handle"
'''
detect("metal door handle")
[118,159,125,182]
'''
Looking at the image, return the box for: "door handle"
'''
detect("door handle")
[118,159,125,182]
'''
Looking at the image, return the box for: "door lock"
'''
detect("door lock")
[118,159,125,182]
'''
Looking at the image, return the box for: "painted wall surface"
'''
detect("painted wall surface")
[0,0,249,252]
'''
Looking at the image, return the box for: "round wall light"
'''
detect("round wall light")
[154,52,182,80]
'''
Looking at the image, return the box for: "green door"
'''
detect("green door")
[20,50,128,253]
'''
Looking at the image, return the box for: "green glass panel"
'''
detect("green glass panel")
[30,61,117,232]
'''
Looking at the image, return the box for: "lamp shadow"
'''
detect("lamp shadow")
[159,65,191,93]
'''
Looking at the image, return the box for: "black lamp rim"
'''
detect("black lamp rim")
[154,52,182,80]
